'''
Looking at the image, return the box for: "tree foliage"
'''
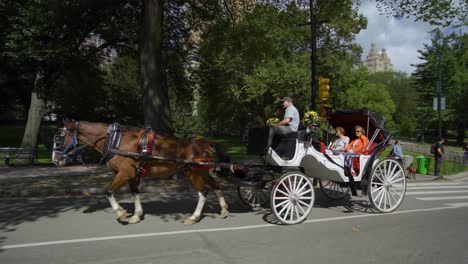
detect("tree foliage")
[374,0,467,27]
[197,2,367,134]
[413,30,468,143]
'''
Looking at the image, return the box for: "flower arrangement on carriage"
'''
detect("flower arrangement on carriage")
[303,110,327,138]
[266,117,280,125]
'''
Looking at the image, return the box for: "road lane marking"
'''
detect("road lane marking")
[407,182,467,187]
[407,186,468,190]
[407,190,468,195]
[2,204,468,250]
[416,196,468,201]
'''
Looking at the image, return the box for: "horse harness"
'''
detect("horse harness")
[101,125,214,182]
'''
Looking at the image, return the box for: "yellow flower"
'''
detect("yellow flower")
[303,110,322,125]
[266,117,280,125]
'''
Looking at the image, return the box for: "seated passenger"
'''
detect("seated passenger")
[329,126,350,154]
[267,97,300,149]
[344,125,369,176]
[345,126,369,154]
[389,140,403,162]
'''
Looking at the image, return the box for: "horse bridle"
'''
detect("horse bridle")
[52,121,86,165]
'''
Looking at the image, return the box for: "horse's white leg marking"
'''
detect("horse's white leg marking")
[107,194,127,221]
[215,190,229,218]
[184,192,206,225]
[128,194,143,224]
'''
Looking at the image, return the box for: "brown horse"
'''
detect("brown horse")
[52,120,230,225]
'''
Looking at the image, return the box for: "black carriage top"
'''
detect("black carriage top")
[328,108,390,145]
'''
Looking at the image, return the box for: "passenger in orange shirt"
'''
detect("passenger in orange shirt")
[344,125,370,176]
[345,126,369,154]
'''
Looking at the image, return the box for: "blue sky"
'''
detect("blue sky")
[355,2,435,74]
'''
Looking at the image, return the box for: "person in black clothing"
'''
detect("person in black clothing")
[434,137,445,176]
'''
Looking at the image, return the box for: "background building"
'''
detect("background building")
[363,43,393,73]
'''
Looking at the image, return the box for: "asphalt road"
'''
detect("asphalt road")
[1,180,468,264]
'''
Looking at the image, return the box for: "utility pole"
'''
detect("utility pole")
[309,0,317,111]
[436,32,442,139]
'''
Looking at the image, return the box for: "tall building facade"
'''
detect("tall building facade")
[363,43,393,73]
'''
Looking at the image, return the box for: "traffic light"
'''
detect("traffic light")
[318,77,330,102]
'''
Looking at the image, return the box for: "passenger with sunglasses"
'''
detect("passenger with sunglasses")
[344,125,369,176]
[345,126,369,154]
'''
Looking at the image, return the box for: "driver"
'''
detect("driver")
[267,97,300,149]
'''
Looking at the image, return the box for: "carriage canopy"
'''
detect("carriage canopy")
[328,109,390,144]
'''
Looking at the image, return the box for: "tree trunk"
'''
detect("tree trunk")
[18,71,48,164]
[140,0,173,134]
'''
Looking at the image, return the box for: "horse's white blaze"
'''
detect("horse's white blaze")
[189,192,207,220]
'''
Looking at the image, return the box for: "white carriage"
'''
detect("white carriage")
[237,109,406,225]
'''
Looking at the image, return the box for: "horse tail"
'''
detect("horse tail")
[212,142,230,163]
[212,143,231,177]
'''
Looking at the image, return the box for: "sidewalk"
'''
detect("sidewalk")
[1,164,463,198]
[0,164,200,198]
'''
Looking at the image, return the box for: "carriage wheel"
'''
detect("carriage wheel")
[270,172,314,225]
[368,158,406,213]
[237,182,272,210]
[319,179,350,200]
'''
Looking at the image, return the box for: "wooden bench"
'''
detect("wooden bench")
[0,147,37,166]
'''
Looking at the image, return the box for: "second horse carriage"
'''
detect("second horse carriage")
[234,108,407,225]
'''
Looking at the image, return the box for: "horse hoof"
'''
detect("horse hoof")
[117,210,128,222]
[219,209,229,219]
[128,216,141,224]
[183,218,197,225]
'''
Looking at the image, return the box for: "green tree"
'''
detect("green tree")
[197,2,366,135]
[413,31,467,144]
[335,67,396,130]
[367,72,418,137]
[374,0,467,26]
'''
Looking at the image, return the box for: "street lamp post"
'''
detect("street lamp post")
[436,32,442,139]
[309,0,317,111]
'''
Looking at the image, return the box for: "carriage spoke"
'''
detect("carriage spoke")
[283,203,292,218]
[280,182,292,195]
[293,175,297,192]
[388,188,398,204]
[387,163,397,181]
[390,177,404,184]
[276,188,290,197]
[297,187,312,197]
[384,189,391,209]
[296,203,306,215]
[372,186,384,201]
[388,167,402,181]
[278,202,291,215]
[294,205,301,220]
[295,180,308,195]
[294,177,304,192]
[274,199,289,208]
[378,188,385,209]
[290,204,295,221]
[371,185,384,194]
[389,187,403,199]
[298,199,311,208]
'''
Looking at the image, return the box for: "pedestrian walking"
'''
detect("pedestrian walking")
[434,137,445,176]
